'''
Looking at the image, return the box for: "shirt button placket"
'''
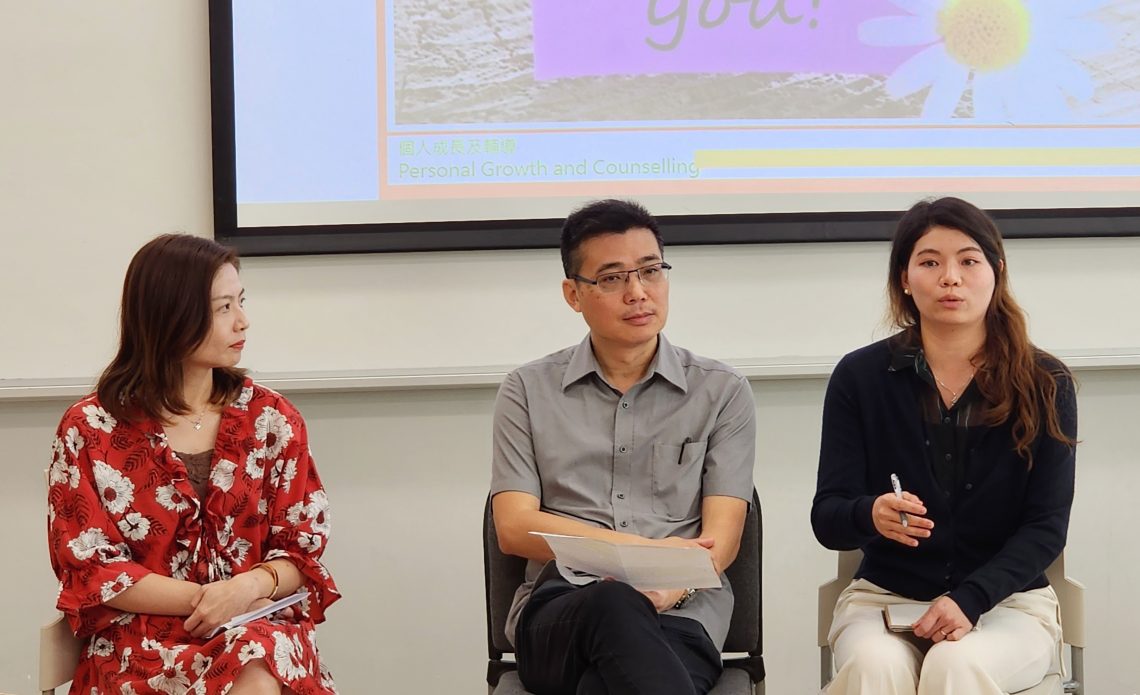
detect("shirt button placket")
[614,395,634,531]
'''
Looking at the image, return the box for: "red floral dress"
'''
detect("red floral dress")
[47,379,340,694]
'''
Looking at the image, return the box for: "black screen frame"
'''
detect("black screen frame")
[209,0,1140,257]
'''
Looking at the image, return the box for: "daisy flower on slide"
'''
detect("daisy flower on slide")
[859,0,1112,121]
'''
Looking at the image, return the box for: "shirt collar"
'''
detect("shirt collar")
[561,332,688,393]
[886,333,922,373]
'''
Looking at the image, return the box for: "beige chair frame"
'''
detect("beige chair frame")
[39,614,82,695]
[817,550,1084,695]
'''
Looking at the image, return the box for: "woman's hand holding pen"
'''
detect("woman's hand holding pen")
[872,491,933,547]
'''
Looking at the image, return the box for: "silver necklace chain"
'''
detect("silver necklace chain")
[933,370,975,407]
[185,405,208,431]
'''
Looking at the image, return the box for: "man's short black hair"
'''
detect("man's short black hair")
[560,199,664,278]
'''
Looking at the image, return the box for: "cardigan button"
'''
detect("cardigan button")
[964,483,974,491]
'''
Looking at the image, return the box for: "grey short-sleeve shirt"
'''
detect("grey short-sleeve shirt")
[490,333,756,650]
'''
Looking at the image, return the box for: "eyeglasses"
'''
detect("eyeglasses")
[571,262,672,294]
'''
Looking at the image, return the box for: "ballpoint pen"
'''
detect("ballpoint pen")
[890,473,908,528]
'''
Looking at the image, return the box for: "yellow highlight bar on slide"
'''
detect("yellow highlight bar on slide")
[694,148,1140,169]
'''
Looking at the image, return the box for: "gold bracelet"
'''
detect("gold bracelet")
[251,562,279,600]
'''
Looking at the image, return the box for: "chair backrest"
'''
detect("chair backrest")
[483,496,529,660]
[484,490,764,684]
[817,550,861,648]
[1044,552,1085,649]
[39,614,82,694]
[723,489,762,656]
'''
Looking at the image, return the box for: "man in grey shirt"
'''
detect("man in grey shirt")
[490,199,756,695]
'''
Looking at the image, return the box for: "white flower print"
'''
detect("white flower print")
[141,637,164,651]
[229,537,252,566]
[48,503,56,525]
[306,490,331,537]
[118,646,132,674]
[245,451,265,480]
[212,556,233,580]
[191,652,213,676]
[147,662,190,694]
[64,426,86,457]
[111,612,136,626]
[272,632,310,680]
[188,680,206,695]
[254,407,293,462]
[237,641,266,665]
[222,626,247,654]
[234,385,254,410]
[297,532,322,554]
[82,404,117,433]
[68,527,111,561]
[270,457,298,494]
[96,542,131,564]
[320,660,337,691]
[49,453,80,489]
[117,512,151,542]
[220,683,233,695]
[88,636,114,658]
[120,684,138,695]
[285,501,304,527]
[100,571,135,601]
[93,460,135,515]
[155,484,191,513]
[217,516,235,547]
[258,497,268,515]
[169,550,192,580]
[210,458,237,493]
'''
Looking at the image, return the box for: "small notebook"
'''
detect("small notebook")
[882,602,930,632]
[206,589,309,638]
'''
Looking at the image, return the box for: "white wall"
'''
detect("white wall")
[1,3,1138,694]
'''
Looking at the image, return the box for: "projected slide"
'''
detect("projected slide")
[231,0,1140,228]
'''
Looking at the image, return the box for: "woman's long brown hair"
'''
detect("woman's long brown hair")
[887,197,1075,464]
[96,234,246,424]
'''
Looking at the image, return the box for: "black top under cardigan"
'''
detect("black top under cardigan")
[811,336,1077,625]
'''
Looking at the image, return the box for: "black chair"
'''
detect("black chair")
[483,491,765,694]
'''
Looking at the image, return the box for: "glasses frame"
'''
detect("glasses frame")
[570,262,672,293]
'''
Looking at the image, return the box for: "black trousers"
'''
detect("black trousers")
[516,579,723,695]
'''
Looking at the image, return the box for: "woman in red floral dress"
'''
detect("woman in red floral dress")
[47,234,340,694]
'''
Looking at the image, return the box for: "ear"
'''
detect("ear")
[900,270,909,293]
[562,278,583,313]
[997,258,1005,275]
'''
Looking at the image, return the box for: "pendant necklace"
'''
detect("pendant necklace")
[933,371,974,408]
[186,405,207,431]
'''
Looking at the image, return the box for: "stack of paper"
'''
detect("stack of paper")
[206,589,309,638]
[531,532,722,591]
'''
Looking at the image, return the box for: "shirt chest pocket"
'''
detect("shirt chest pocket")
[651,440,708,521]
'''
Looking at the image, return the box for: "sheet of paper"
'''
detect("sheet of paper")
[883,602,930,632]
[207,589,310,638]
[531,532,722,591]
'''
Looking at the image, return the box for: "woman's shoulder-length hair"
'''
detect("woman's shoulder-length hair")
[96,233,246,423]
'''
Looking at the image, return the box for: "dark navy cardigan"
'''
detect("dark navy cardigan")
[811,338,1077,625]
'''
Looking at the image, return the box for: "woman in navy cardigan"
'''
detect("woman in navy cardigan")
[812,197,1077,695]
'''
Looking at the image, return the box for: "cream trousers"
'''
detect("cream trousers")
[825,579,1062,695]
